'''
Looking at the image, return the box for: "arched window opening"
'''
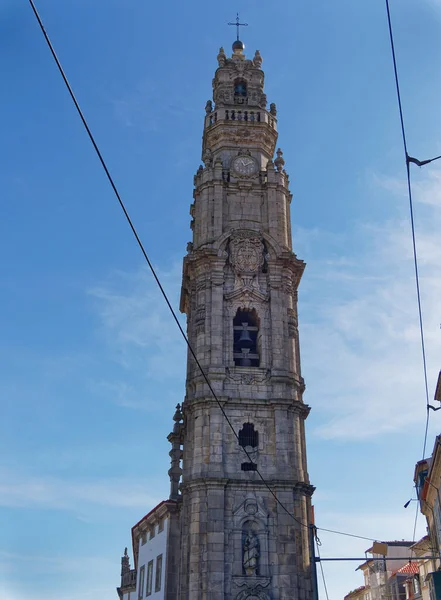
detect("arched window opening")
[239,423,259,472]
[234,79,247,104]
[233,308,259,367]
[239,423,259,449]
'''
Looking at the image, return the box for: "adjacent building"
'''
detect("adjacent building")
[408,536,435,600]
[117,35,314,600]
[344,541,414,600]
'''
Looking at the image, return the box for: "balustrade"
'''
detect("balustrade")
[206,109,276,128]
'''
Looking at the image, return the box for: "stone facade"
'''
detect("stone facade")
[173,40,314,600]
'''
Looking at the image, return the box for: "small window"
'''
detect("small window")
[138,565,145,599]
[158,517,164,533]
[414,575,421,596]
[149,526,155,540]
[146,560,153,596]
[141,532,147,545]
[241,462,258,471]
[155,554,163,592]
[234,79,247,97]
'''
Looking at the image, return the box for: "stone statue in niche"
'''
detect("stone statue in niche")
[243,530,260,576]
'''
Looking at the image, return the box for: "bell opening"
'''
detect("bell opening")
[233,309,260,367]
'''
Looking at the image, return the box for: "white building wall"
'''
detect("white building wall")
[136,518,168,600]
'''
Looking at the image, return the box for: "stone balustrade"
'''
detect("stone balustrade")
[206,108,277,130]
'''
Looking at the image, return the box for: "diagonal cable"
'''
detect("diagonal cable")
[385,0,433,546]
[29,0,406,546]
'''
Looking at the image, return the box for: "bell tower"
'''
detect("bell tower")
[177,38,314,600]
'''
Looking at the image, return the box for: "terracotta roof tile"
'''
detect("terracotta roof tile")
[397,562,419,575]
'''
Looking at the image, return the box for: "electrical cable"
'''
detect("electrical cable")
[28,0,310,531]
[28,0,403,547]
[385,0,431,457]
[317,528,377,543]
[384,0,434,545]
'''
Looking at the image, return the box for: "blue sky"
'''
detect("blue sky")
[1,1,441,598]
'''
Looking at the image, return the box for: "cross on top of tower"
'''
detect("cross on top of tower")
[228,12,248,42]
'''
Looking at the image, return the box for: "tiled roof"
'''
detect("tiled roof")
[344,586,366,599]
[396,562,419,575]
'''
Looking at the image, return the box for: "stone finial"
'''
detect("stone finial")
[168,404,184,500]
[202,147,213,167]
[173,403,182,423]
[274,148,285,172]
[253,49,263,68]
[205,100,213,114]
[217,47,226,67]
[270,103,277,116]
[121,547,130,576]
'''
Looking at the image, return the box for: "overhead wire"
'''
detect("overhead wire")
[27,0,310,533]
[28,0,409,550]
[384,0,436,547]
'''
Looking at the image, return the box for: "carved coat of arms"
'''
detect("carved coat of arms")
[229,233,264,275]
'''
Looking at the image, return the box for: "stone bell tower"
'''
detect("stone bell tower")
[176,38,314,600]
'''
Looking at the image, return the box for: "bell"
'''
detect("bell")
[238,323,253,348]
[239,348,252,367]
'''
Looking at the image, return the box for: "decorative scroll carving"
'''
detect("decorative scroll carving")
[195,305,206,334]
[235,590,271,600]
[287,308,298,339]
[202,147,213,167]
[226,368,270,385]
[196,279,206,292]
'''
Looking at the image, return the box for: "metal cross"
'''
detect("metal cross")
[228,13,248,41]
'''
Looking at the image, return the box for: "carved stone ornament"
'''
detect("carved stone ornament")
[195,305,205,334]
[226,368,270,385]
[236,589,271,600]
[202,147,213,167]
[229,233,264,275]
[287,308,298,339]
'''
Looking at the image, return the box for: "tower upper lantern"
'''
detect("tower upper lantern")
[203,45,278,164]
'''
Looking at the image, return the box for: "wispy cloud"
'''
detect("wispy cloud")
[111,78,196,132]
[300,168,441,439]
[0,551,114,575]
[87,263,186,412]
[89,263,185,376]
[0,468,161,511]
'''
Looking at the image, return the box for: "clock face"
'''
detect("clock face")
[232,156,258,177]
